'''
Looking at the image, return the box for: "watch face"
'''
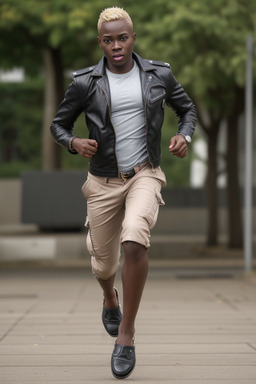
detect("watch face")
[185,135,191,143]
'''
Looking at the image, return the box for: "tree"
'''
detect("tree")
[0,79,45,177]
[1,0,255,246]
[0,0,117,169]
[127,0,256,246]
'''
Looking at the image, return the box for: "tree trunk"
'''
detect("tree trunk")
[206,129,219,245]
[195,106,221,247]
[42,47,64,170]
[227,114,243,248]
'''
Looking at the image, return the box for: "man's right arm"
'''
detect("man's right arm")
[71,138,98,158]
[50,79,84,154]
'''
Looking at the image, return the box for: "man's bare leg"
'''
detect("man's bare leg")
[97,274,118,309]
[117,241,148,346]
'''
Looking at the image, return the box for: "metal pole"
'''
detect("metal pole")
[244,35,254,271]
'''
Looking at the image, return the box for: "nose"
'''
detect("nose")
[112,40,121,50]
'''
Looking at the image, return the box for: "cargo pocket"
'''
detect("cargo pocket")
[149,189,165,230]
[84,216,97,257]
[156,189,165,206]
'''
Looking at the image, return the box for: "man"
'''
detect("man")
[50,7,196,380]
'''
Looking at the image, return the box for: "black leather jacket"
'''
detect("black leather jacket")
[50,52,197,177]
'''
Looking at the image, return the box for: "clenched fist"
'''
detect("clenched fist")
[169,134,188,158]
[71,138,98,158]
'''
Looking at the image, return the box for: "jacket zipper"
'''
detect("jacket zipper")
[142,74,155,171]
[97,78,119,175]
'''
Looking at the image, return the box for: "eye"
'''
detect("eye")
[120,36,128,42]
[103,38,111,44]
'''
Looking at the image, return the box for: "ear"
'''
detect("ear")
[97,36,102,48]
[133,33,136,45]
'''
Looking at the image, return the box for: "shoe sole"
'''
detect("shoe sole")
[111,364,135,380]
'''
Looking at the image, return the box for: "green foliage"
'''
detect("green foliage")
[0,0,123,71]
[0,161,41,178]
[0,0,255,184]
[0,79,43,177]
[128,0,256,116]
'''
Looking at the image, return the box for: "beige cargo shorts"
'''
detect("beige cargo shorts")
[81,163,166,280]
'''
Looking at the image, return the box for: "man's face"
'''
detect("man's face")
[98,19,136,74]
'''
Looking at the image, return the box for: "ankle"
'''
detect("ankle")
[117,325,135,345]
[103,288,118,309]
[116,333,135,346]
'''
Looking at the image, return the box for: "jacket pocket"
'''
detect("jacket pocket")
[149,88,166,103]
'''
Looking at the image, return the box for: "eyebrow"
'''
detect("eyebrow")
[102,32,129,37]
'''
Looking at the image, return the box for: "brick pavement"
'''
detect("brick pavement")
[0,264,256,383]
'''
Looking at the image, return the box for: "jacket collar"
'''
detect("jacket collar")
[91,52,156,77]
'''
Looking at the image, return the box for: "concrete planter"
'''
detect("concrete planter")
[22,171,87,230]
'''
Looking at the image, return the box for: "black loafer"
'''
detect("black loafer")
[102,288,122,337]
[111,343,136,379]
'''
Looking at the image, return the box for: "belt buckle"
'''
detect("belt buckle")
[121,172,128,181]
[120,169,135,181]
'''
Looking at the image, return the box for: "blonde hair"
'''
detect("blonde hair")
[97,7,133,32]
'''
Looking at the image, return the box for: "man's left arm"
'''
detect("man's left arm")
[166,70,197,158]
[169,134,188,158]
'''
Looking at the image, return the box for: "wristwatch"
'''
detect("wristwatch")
[184,135,191,144]
[178,133,192,144]
[68,137,77,153]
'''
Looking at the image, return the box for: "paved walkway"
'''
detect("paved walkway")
[0,263,256,383]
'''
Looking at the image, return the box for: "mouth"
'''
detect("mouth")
[113,54,124,61]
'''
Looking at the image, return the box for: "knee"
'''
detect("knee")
[121,219,151,249]
[86,231,120,280]
[122,241,147,263]
[91,256,118,280]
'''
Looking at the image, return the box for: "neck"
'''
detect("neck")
[106,58,134,74]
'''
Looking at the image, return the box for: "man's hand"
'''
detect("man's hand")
[72,138,98,158]
[169,134,188,158]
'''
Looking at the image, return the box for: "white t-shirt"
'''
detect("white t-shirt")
[106,62,148,172]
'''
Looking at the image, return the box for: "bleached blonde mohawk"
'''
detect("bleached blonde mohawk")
[97,7,133,32]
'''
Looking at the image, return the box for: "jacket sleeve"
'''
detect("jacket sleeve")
[166,70,197,138]
[50,78,84,153]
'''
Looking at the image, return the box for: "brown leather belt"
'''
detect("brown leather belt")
[119,160,149,181]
